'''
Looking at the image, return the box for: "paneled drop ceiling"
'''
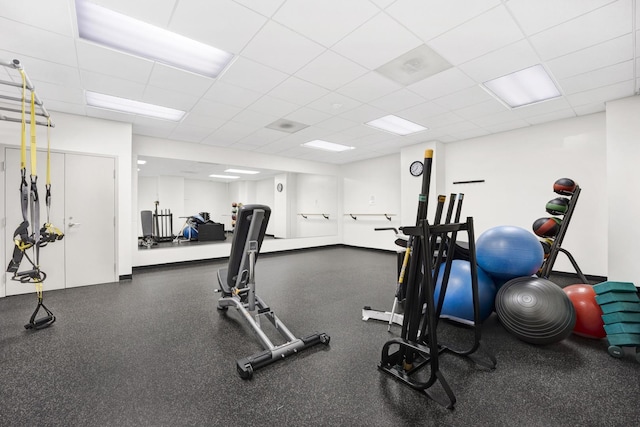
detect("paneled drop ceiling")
[0,0,638,164]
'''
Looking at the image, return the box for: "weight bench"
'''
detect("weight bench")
[216,204,330,379]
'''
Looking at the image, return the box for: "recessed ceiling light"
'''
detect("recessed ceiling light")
[365,115,428,136]
[482,64,561,108]
[209,174,239,179]
[302,140,355,152]
[75,0,234,78]
[224,168,260,174]
[137,159,146,165]
[86,91,186,121]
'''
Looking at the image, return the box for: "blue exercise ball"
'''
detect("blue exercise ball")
[183,226,198,239]
[476,226,544,280]
[434,260,497,322]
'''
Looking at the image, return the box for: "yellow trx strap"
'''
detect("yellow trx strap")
[20,69,26,171]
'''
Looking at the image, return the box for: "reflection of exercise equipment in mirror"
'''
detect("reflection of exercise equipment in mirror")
[175,212,226,243]
[216,204,330,379]
[139,201,174,248]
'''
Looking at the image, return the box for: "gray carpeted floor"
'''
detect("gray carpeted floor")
[1,247,638,426]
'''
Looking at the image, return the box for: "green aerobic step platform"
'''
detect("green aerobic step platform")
[599,301,640,314]
[601,312,640,324]
[595,291,640,305]
[606,333,640,346]
[604,323,640,334]
[593,281,637,294]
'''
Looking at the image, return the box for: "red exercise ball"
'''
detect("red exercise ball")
[562,284,606,339]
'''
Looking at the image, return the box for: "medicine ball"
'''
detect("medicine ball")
[553,178,576,195]
[545,197,569,215]
[533,217,561,238]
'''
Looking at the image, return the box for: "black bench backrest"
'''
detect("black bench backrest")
[227,204,271,288]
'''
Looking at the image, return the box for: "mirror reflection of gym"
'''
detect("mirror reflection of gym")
[136,156,339,248]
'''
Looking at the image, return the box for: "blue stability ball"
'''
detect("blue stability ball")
[434,260,497,322]
[183,226,198,240]
[476,226,544,280]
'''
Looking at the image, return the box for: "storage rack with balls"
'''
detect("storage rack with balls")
[533,178,588,284]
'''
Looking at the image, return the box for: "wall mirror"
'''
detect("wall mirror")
[137,156,338,248]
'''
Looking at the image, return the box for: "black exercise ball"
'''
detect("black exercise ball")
[553,178,576,195]
[495,277,576,345]
[532,217,561,238]
[545,197,569,215]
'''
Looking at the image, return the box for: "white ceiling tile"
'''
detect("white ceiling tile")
[31,81,84,104]
[529,0,632,61]
[482,119,530,134]
[451,99,507,119]
[237,128,287,146]
[241,21,325,74]
[142,86,201,111]
[269,76,330,105]
[428,6,524,65]
[337,125,379,140]
[566,79,635,107]
[88,0,177,27]
[179,113,226,130]
[507,0,616,35]
[231,109,279,127]
[572,102,606,115]
[559,60,634,95]
[2,0,73,36]
[448,127,491,141]
[429,119,479,136]
[524,108,577,125]
[386,0,501,42]
[132,119,177,139]
[295,50,368,91]
[169,125,214,143]
[247,95,299,117]
[332,13,422,70]
[512,97,572,118]
[306,92,362,115]
[315,116,359,132]
[86,106,136,123]
[546,34,633,80]
[398,101,449,122]
[190,99,242,120]
[433,85,494,110]
[204,121,257,144]
[273,0,379,47]
[0,50,81,88]
[76,41,154,84]
[370,0,396,8]
[369,88,426,112]
[219,57,289,93]
[337,72,402,103]
[233,0,286,17]
[339,104,388,123]
[471,110,523,127]
[0,17,77,67]
[80,70,146,100]
[422,111,465,129]
[46,100,87,117]
[458,39,541,82]
[169,0,267,53]
[147,64,215,97]
[203,81,263,108]
[408,68,476,100]
[284,106,331,126]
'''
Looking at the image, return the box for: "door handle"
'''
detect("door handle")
[68,222,82,228]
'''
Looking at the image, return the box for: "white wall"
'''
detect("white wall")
[444,113,607,276]
[295,174,339,238]
[184,179,230,227]
[606,96,640,286]
[0,112,133,278]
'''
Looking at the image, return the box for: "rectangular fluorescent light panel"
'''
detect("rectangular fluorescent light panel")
[75,0,234,78]
[224,168,260,175]
[86,91,186,121]
[209,174,239,179]
[366,115,427,136]
[483,64,561,108]
[137,160,146,165]
[302,140,354,152]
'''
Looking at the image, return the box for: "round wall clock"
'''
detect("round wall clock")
[410,160,424,177]
[277,183,284,192]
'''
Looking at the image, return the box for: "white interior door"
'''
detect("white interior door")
[64,153,116,288]
[4,147,66,295]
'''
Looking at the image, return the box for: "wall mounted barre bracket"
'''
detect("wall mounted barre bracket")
[298,213,330,220]
[346,214,395,221]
